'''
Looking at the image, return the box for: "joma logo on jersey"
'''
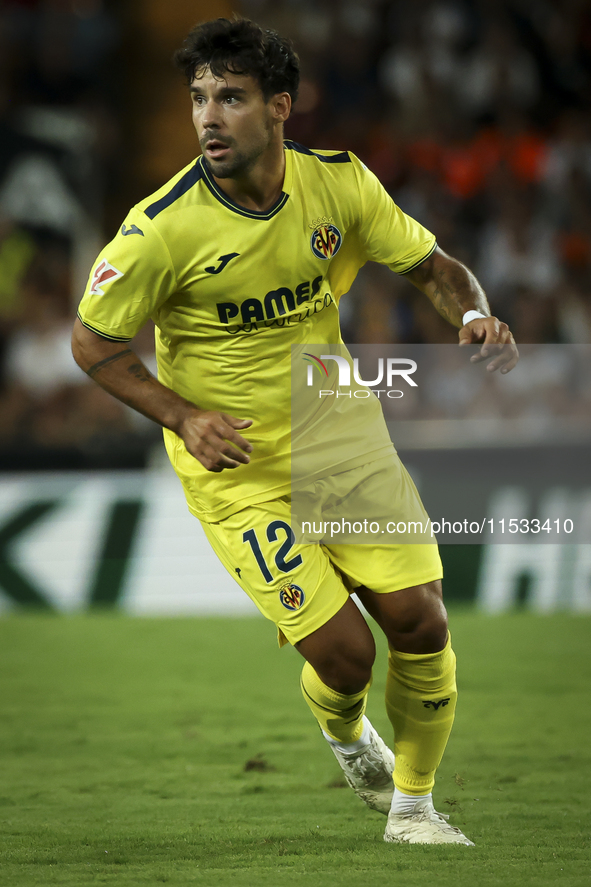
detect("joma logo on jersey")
[422,698,451,710]
[205,252,240,274]
[217,275,323,324]
[121,224,144,237]
[279,583,305,611]
[311,223,342,260]
[90,260,124,295]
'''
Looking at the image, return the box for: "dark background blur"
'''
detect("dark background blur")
[0,0,590,471]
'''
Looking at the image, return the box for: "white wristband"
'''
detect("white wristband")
[462,310,488,326]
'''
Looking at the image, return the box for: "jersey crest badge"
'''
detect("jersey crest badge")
[279,583,305,611]
[309,216,342,260]
[90,259,124,295]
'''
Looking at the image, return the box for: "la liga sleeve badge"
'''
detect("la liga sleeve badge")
[90,259,124,295]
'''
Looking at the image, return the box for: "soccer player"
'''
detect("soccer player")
[71,18,517,845]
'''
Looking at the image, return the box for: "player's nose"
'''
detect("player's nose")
[200,98,222,129]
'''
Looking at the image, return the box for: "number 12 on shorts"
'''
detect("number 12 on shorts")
[242,521,303,583]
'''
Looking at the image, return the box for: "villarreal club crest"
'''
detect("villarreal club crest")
[279,583,306,611]
[310,216,342,260]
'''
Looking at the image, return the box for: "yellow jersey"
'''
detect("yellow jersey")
[77,141,436,521]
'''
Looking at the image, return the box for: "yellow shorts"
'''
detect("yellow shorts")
[200,459,442,647]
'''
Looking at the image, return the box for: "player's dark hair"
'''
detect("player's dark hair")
[174,17,300,104]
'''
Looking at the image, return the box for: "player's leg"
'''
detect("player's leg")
[355,580,455,797]
[317,452,472,842]
[199,500,396,814]
[296,594,374,696]
[325,534,472,844]
[296,599,396,814]
[297,599,372,745]
[324,538,452,800]
[356,579,472,845]
[296,595,374,745]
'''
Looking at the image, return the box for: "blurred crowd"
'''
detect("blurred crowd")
[0,0,158,467]
[260,0,591,347]
[373,345,591,443]
[0,0,589,467]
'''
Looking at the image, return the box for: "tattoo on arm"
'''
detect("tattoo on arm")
[87,349,133,379]
[126,362,152,382]
[406,250,489,327]
[429,267,463,325]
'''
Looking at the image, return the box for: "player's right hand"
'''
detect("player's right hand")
[179,410,253,472]
[458,316,519,373]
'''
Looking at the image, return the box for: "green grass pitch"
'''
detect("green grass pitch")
[0,610,589,886]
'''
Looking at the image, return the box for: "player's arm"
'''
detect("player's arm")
[403,245,519,373]
[71,319,252,472]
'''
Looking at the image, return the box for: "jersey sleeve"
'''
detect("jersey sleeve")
[77,208,175,341]
[350,154,437,274]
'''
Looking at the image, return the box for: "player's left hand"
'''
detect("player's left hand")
[459,316,519,374]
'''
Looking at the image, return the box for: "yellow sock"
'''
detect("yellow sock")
[385,633,457,795]
[300,661,371,744]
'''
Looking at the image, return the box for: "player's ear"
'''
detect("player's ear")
[271,92,291,123]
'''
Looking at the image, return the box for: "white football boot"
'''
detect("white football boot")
[328,718,395,815]
[384,796,475,845]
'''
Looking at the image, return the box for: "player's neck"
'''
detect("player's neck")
[211,139,286,213]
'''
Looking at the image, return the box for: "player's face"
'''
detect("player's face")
[190,68,279,179]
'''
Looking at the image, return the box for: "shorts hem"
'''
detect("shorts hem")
[370,567,444,594]
[277,590,349,648]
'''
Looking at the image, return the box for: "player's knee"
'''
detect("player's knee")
[296,596,375,694]
[401,591,448,651]
[326,662,373,696]
[380,583,449,653]
[314,646,374,696]
[416,608,448,652]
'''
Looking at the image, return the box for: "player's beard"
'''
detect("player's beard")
[200,125,272,180]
